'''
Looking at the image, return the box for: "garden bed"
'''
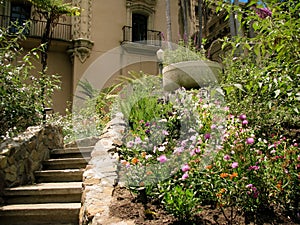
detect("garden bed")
[110,186,299,225]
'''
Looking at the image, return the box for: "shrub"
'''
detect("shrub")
[0,23,60,140]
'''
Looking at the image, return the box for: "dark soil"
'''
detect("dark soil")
[110,186,300,225]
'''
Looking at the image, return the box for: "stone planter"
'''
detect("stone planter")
[162,60,222,91]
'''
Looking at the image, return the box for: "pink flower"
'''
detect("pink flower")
[246,184,253,188]
[181,164,190,172]
[162,130,169,135]
[239,114,247,120]
[157,155,167,163]
[232,162,238,168]
[182,172,189,180]
[126,141,134,148]
[246,137,255,145]
[223,154,231,161]
[242,120,248,125]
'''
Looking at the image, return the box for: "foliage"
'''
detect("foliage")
[28,0,80,17]
[0,23,60,140]
[117,86,299,223]
[163,40,206,65]
[217,0,300,139]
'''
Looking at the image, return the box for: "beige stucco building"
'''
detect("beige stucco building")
[1,0,227,114]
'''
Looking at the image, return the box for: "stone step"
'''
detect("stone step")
[43,158,90,170]
[35,169,84,183]
[0,203,80,225]
[51,146,93,159]
[4,182,82,204]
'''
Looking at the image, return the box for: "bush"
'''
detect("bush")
[217,0,300,139]
[0,23,60,140]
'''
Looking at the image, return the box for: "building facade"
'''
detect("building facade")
[0,0,227,114]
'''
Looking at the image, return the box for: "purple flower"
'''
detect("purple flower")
[239,114,247,120]
[255,7,272,19]
[246,184,259,198]
[126,141,134,148]
[182,172,189,180]
[242,120,248,125]
[232,162,238,168]
[223,154,231,161]
[181,164,190,172]
[204,133,211,140]
[157,155,167,163]
[248,165,260,171]
[246,137,255,145]
[145,122,150,126]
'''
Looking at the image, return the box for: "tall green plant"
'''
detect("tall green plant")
[218,0,300,139]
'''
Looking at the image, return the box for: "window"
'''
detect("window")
[132,13,148,42]
[10,2,31,32]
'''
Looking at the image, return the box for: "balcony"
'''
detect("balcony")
[121,25,162,55]
[0,15,72,41]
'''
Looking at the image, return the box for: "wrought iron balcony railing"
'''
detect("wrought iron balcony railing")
[122,25,162,47]
[0,15,72,41]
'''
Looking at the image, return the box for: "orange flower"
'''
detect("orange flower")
[220,188,226,193]
[276,182,283,191]
[220,173,229,178]
[141,152,147,158]
[216,193,222,198]
[230,172,238,180]
[206,165,213,170]
[121,160,128,165]
[131,157,139,164]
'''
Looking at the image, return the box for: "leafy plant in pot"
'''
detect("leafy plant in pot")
[162,40,222,91]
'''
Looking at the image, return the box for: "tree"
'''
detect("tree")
[27,0,79,119]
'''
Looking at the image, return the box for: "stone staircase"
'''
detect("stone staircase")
[0,146,93,225]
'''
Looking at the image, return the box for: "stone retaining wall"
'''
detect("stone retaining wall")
[80,112,133,225]
[0,125,63,200]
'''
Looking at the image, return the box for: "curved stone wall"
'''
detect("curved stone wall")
[80,112,129,225]
[0,125,63,202]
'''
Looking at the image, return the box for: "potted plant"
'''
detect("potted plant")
[162,40,222,91]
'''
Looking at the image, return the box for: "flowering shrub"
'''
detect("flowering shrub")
[117,84,299,223]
